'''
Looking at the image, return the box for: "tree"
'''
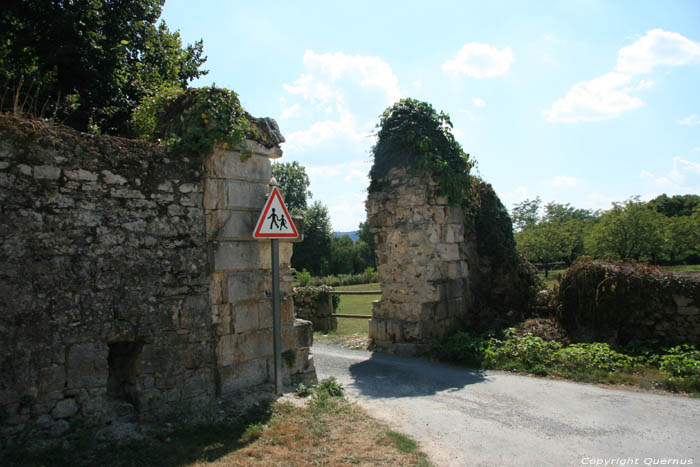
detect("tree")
[511,197,542,232]
[358,219,377,269]
[291,201,332,276]
[0,0,207,135]
[585,197,665,261]
[648,194,700,217]
[329,235,358,275]
[272,161,312,213]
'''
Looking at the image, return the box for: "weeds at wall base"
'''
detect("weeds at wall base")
[431,329,700,396]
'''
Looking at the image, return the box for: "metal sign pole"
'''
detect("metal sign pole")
[271,238,282,394]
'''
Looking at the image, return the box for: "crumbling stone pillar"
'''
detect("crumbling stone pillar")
[367,167,470,354]
[204,140,317,392]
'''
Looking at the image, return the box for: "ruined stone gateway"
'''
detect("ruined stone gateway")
[366,99,536,354]
[0,114,316,439]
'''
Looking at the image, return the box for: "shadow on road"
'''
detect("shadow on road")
[348,351,486,398]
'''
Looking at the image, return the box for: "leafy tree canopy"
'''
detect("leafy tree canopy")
[272,161,312,213]
[291,201,332,276]
[0,0,207,136]
[648,194,700,217]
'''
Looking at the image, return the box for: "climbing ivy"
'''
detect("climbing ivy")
[368,98,473,206]
[145,86,258,157]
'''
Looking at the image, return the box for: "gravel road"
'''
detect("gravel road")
[313,341,700,467]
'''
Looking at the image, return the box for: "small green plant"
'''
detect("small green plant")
[430,331,490,367]
[553,342,640,373]
[296,383,313,398]
[316,377,345,398]
[484,329,561,373]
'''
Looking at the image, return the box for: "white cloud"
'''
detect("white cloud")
[442,43,514,78]
[283,109,368,151]
[623,79,654,92]
[472,97,486,107]
[301,50,401,104]
[305,161,371,180]
[280,103,301,119]
[616,29,700,75]
[542,72,643,123]
[694,147,700,152]
[283,73,337,105]
[584,192,618,210]
[550,176,578,188]
[543,29,699,124]
[329,194,367,231]
[680,114,700,125]
[640,156,700,192]
[499,186,531,208]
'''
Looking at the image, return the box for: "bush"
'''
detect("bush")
[430,331,490,367]
[553,343,640,373]
[484,329,561,374]
[316,377,345,398]
[295,269,378,288]
[659,345,700,379]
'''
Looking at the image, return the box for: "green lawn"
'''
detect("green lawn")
[662,264,700,273]
[315,283,380,339]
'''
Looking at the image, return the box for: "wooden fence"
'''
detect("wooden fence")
[329,290,380,319]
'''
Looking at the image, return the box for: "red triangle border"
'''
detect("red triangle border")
[253,187,299,239]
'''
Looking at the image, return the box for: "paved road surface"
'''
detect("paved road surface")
[313,341,700,467]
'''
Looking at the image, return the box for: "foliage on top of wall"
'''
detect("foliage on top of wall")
[368,98,473,206]
[132,86,284,158]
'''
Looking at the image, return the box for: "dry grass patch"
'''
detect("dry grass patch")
[4,384,430,467]
[198,397,429,466]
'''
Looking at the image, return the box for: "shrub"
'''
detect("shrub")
[316,377,345,398]
[430,331,490,367]
[659,345,700,379]
[296,383,313,398]
[553,343,640,373]
[484,329,561,374]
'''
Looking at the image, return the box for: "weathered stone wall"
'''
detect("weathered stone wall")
[367,168,470,354]
[292,287,337,333]
[367,168,535,354]
[557,260,700,345]
[0,115,315,440]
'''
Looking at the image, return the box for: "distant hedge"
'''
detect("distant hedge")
[556,259,700,345]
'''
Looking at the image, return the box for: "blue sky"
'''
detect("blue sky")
[161,0,700,231]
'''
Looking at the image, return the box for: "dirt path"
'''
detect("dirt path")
[313,341,700,467]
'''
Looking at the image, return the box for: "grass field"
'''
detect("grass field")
[314,283,380,343]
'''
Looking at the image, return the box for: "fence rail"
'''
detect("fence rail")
[329,290,380,319]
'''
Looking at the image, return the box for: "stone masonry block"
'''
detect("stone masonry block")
[205,150,271,181]
[66,342,108,389]
[220,358,269,394]
[207,210,257,239]
[235,329,272,362]
[227,271,265,301]
[234,300,270,333]
[214,241,260,271]
[224,179,267,209]
[217,334,236,367]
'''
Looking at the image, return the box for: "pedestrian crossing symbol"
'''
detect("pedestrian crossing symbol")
[253,186,299,239]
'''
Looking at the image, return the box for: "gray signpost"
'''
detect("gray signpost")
[253,179,299,394]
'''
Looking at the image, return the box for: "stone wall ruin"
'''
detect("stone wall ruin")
[0,114,316,440]
[367,167,535,354]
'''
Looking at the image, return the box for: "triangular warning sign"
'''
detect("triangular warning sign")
[253,187,299,239]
